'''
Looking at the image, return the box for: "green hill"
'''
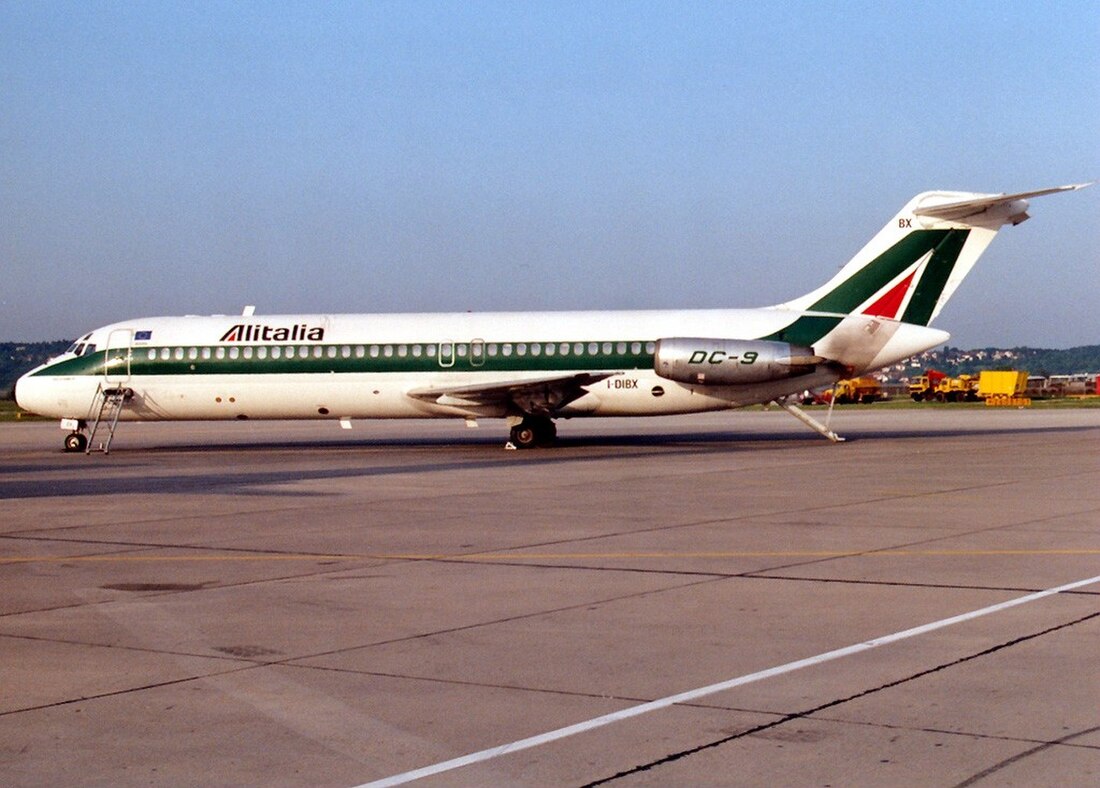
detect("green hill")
[1,341,71,398]
[916,346,1100,378]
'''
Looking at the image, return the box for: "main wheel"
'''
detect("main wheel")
[63,432,88,453]
[510,417,556,449]
[510,423,539,449]
[533,418,556,445]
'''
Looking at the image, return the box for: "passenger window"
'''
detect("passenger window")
[271,346,281,359]
[202,347,211,360]
[487,343,498,356]
[243,347,254,359]
[530,343,541,356]
[341,345,351,358]
[355,346,365,358]
[312,346,323,358]
[573,343,584,355]
[188,347,198,360]
[645,341,656,353]
[161,348,170,360]
[147,349,156,360]
[384,345,394,358]
[602,343,612,355]
[216,347,225,359]
[174,347,184,360]
[412,345,422,357]
[516,343,527,356]
[502,343,513,357]
[631,342,642,354]
[326,346,337,359]
[616,342,626,354]
[398,344,408,357]
[229,347,240,359]
[544,343,555,356]
[457,344,468,357]
[257,346,267,359]
[588,343,598,355]
[370,345,380,358]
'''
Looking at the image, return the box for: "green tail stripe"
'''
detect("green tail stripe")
[807,229,964,317]
[899,229,970,325]
[763,315,844,346]
[764,228,972,346]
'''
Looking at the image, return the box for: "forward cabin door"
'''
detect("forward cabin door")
[104,328,133,384]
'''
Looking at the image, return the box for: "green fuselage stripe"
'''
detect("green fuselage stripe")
[32,341,657,378]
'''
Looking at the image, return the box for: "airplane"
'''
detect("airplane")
[15,183,1089,453]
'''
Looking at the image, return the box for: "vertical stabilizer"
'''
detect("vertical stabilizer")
[773,183,1090,326]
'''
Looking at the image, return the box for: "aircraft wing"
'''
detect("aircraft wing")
[407,372,618,415]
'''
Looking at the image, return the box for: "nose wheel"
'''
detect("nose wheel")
[64,432,89,453]
[508,416,557,449]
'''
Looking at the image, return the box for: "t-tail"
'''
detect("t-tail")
[765,184,1091,374]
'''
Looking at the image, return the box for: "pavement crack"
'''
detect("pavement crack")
[950,724,1100,787]
[583,609,1100,786]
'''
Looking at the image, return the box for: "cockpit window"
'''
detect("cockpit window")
[67,334,97,356]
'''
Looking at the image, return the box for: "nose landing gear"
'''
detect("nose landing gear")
[63,430,88,453]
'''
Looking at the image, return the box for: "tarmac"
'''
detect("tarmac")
[1,408,1099,786]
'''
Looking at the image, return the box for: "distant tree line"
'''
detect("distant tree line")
[1,341,71,398]
[928,346,1100,377]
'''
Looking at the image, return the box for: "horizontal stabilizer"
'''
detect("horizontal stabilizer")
[913,183,1092,224]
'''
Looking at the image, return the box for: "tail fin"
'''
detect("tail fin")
[774,183,1090,326]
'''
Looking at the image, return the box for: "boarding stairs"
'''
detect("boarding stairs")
[86,384,134,454]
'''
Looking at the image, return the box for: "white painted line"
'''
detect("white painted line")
[360,573,1100,787]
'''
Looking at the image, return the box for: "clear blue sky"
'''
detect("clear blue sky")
[2,1,1097,347]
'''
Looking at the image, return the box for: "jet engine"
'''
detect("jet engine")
[654,338,823,386]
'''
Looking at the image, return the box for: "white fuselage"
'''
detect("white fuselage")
[15,307,945,424]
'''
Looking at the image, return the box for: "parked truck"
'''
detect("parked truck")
[910,370,982,402]
[935,373,980,402]
[978,370,1030,406]
[909,370,947,401]
[824,377,882,404]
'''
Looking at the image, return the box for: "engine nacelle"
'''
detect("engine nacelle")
[654,338,823,386]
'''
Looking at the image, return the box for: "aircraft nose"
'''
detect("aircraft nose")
[14,371,48,416]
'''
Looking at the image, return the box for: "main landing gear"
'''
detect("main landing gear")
[507,415,557,449]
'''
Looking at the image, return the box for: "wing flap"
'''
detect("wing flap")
[407,372,618,414]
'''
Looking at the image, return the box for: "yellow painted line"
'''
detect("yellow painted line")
[4,549,1100,565]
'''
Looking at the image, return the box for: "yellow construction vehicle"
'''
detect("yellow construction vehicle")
[910,370,981,402]
[825,377,882,404]
[934,373,980,402]
[909,370,947,401]
[978,370,1030,406]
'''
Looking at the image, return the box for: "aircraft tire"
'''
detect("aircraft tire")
[64,433,88,453]
[510,423,539,449]
[511,417,556,449]
[535,418,556,445]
